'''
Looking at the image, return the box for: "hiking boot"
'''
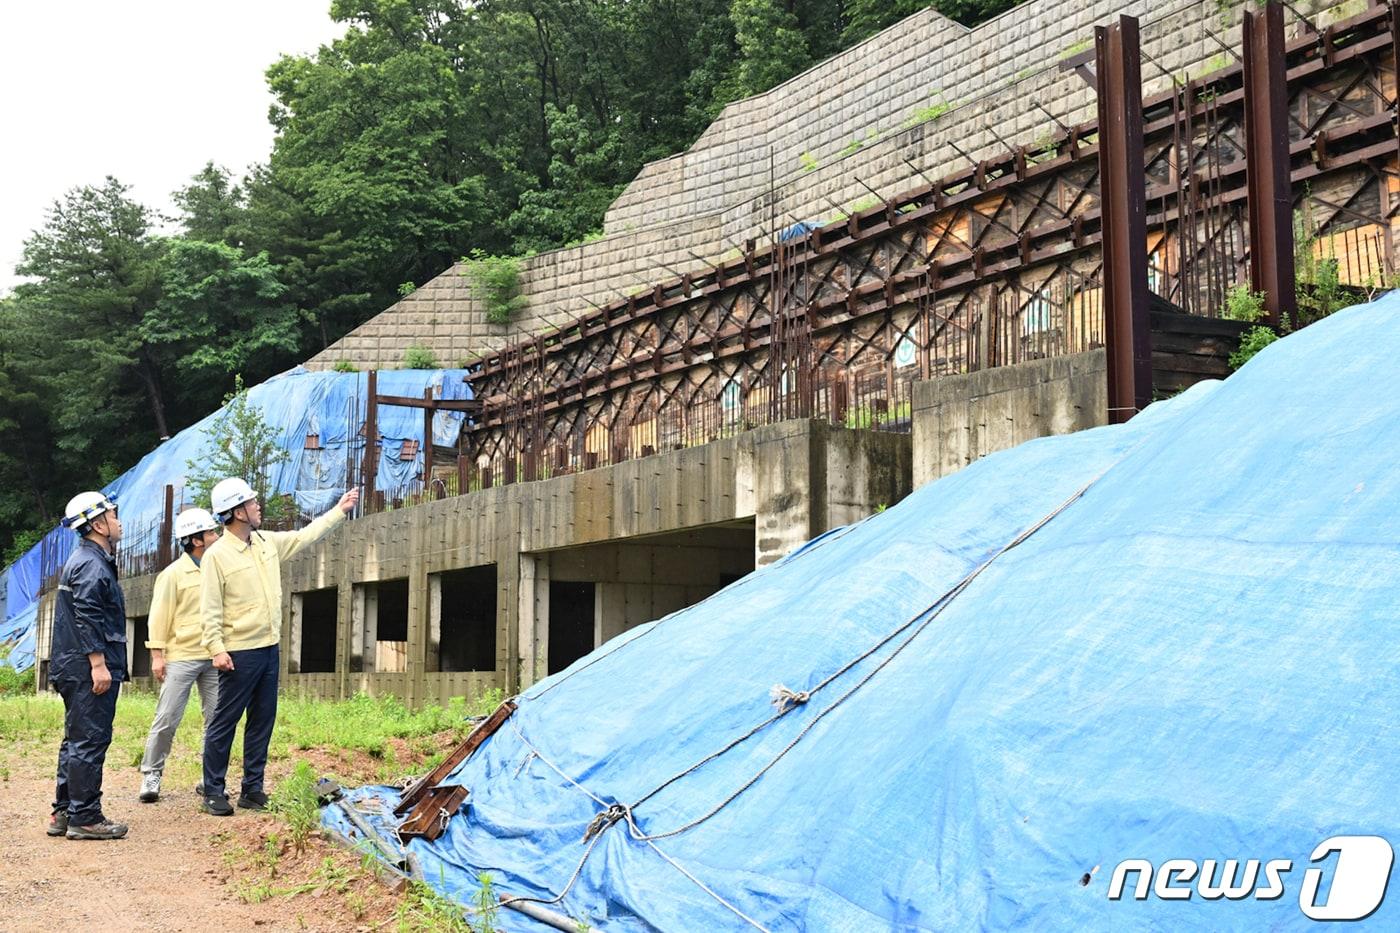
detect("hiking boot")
[47,811,68,837]
[237,790,269,811]
[202,795,234,817]
[139,771,161,803]
[66,820,128,840]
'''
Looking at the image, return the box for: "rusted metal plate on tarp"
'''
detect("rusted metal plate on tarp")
[394,699,517,816]
[398,784,471,842]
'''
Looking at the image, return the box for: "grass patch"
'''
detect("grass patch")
[0,686,504,793]
[0,656,34,697]
[275,689,503,758]
[270,759,321,853]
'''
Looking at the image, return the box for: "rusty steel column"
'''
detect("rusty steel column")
[361,370,378,510]
[422,386,435,487]
[158,484,174,569]
[1243,2,1298,330]
[1095,15,1152,423]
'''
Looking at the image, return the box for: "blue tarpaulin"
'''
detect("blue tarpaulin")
[0,367,470,670]
[328,294,1400,930]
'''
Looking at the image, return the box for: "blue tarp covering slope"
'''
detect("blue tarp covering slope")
[1,367,470,670]
[329,293,1400,930]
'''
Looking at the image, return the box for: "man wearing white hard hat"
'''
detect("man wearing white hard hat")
[48,491,128,840]
[198,477,359,816]
[135,507,222,803]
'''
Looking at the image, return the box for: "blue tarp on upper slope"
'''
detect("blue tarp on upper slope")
[0,367,470,670]
[329,293,1400,930]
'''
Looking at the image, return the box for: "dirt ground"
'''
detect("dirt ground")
[0,747,413,932]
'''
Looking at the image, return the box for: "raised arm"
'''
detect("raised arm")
[267,488,359,561]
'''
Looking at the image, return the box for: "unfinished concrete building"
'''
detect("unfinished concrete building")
[31,0,1400,703]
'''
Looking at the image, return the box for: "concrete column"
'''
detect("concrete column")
[747,421,824,568]
[515,552,549,691]
[336,579,353,700]
[288,594,305,675]
[426,573,442,674]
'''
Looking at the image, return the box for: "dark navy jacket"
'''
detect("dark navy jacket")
[48,539,129,685]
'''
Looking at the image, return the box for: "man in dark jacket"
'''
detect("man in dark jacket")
[48,491,129,841]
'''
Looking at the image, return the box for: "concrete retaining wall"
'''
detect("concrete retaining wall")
[303,0,1353,373]
[912,350,1108,486]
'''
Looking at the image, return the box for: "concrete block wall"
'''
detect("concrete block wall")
[304,213,722,371]
[912,349,1107,486]
[303,0,1352,373]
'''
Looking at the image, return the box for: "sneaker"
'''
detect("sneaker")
[47,811,68,837]
[139,771,161,803]
[237,790,269,811]
[194,783,205,797]
[66,820,128,840]
[202,795,234,817]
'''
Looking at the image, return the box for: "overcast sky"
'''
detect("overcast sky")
[0,0,345,293]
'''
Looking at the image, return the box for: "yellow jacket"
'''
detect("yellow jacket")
[200,508,345,656]
[145,552,209,662]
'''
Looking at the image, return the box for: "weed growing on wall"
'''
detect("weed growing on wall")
[403,345,438,369]
[462,251,528,324]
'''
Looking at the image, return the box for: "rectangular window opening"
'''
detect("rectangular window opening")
[432,565,497,673]
[294,587,338,674]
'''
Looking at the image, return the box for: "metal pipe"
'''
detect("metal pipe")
[499,895,583,932]
[334,800,409,872]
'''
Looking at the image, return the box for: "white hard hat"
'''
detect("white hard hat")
[175,507,219,541]
[63,491,118,532]
[210,477,257,517]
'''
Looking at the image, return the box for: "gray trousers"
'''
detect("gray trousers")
[139,659,219,775]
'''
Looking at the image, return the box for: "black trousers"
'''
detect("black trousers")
[202,645,279,799]
[53,680,120,825]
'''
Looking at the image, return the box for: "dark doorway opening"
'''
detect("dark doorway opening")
[130,616,151,678]
[548,581,595,675]
[436,565,497,672]
[298,587,339,674]
[375,578,410,641]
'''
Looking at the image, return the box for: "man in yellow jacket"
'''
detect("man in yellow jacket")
[199,478,359,816]
[137,508,221,803]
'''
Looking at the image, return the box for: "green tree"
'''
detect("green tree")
[255,1,493,344]
[173,162,247,246]
[142,239,302,415]
[0,297,59,557]
[12,178,171,444]
[508,104,624,253]
[727,0,813,99]
[185,376,294,522]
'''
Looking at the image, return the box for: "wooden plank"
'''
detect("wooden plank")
[1150,332,1241,355]
[1151,352,1233,376]
[394,699,518,815]
[1149,311,1252,337]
